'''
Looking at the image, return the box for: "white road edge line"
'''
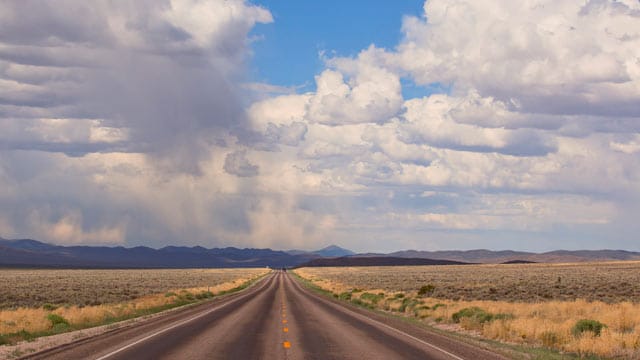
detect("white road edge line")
[290,275,466,360]
[94,274,274,360]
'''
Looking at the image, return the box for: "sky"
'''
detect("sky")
[1,0,640,253]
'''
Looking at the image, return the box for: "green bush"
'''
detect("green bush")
[350,298,373,309]
[351,298,363,305]
[413,305,430,317]
[360,292,384,304]
[431,303,446,310]
[572,319,606,337]
[452,307,494,324]
[338,292,352,300]
[418,285,435,296]
[398,298,420,313]
[47,313,70,332]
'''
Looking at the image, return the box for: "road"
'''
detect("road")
[23,271,508,360]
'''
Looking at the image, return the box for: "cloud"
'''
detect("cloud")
[224,150,259,177]
[399,95,557,156]
[396,194,616,232]
[1,0,640,252]
[28,209,126,245]
[394,0,640,117]
[306,63,403,125]
[0,0,273,173]
[610,135,640,154]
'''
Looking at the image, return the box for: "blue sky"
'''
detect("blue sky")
[249,1,423,90]
[1,1,640,252]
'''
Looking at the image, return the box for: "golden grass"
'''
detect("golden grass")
[295,266,640,358]
[0,268,271,309]
[296,262,640,302]
[0,268,269,337]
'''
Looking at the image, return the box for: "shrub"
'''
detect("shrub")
[351,298,373,309]
[572,319,606,337]
[338,292,352,300]
[360,292,384,304]
[418,284,435,296]
[399,298,420,313]
[452,307,494,324]
[47,313,70,332]
[432,303,445,310]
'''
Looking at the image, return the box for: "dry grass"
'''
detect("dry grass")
[295,263,640,358]
[0,268,269,309]
[296,262,640,303]
[0,268,269,342]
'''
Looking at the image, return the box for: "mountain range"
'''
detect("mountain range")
[1,237,639,268]
[384,249,640,263]
[0,238,319,268]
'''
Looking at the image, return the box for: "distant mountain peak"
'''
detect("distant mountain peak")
[312,245,355,258]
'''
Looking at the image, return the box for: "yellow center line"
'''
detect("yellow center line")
[281,273,291,350]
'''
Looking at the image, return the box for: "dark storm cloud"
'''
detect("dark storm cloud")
[0,0,272,173]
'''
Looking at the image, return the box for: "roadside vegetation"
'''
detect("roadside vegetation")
[0,268,269,345]
[295,263,640,359]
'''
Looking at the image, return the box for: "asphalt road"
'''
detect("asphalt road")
[23,271,509,360]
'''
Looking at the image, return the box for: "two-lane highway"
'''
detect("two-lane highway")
[23,271,508,360]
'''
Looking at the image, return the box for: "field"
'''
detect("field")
[0,268,269,344]
[0,268,269,309]
[295,262,640,359]
[295,262,640,303]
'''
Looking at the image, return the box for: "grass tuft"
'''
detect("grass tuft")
[46,313,70,332]
[452,307,495,324]
[572,319,606,337]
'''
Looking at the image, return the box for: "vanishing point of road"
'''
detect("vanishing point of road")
[23,271,508,360]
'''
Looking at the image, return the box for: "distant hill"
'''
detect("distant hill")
[296,256,468,267]
[0,238,316,268]
[2,237,639,268]
[286,244,355,258]
[312,245,355,257]
[388,249,640,264]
